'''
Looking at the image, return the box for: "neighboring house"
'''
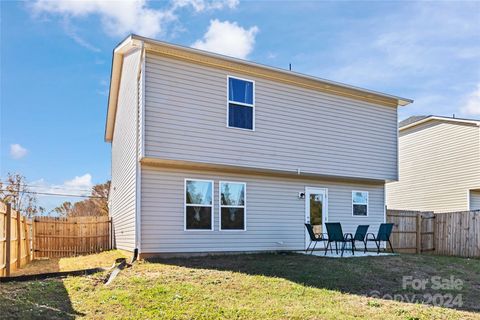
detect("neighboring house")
[386,115,480,212]
[105,34,412,257]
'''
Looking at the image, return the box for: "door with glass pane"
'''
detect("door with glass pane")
[305,188,327,249]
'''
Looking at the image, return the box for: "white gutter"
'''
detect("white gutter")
[135,41,145,254]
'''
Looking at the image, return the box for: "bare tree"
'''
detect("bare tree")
[53,201,73,217]
[90,181,110,216]
[51,181,110,217]
[0,173,44,218]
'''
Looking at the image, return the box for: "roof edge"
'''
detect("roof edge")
[105,35,142,142]
[105,34,414,142]
[400,115,480,131]
[132,34,413,106]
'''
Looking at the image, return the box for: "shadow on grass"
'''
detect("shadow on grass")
[153,252,480,313]
[0,278,84,319]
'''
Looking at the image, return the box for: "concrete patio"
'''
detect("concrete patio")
[297,250,396,258]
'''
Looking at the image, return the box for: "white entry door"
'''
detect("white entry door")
[305,187,328,249]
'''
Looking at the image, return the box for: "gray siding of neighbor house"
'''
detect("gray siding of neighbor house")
[140,166,386,253]
[470,190,480,210]
[110,48,142,252]
[386,120,480,212]
[143,53,399,182]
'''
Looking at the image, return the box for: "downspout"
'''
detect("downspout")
[134,40,145,259]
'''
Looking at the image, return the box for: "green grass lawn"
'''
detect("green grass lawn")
[1,252,479,319]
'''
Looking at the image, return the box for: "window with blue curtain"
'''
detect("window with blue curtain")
[228,77,254,130]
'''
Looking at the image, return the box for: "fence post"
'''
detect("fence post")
[16,211,21,268]
[416,214,422,254]
[110,218,113,250]
[25,218,31,263]
[32,219,36,260]
[5,204,11,276]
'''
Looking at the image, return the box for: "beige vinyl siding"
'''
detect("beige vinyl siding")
[140,166,386,253]
[143,53,399,182]
[470,190,480,210]
[386,120,480,212]
[110,48,142,251]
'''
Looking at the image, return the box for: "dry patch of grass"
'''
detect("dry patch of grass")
[11,250,127,276]
[1,253,479,319]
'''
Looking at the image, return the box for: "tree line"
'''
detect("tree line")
[0,172,110,218]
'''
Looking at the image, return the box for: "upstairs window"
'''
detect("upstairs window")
[227,76,254,130]
[185,179,214,230]
[352,191,368,216]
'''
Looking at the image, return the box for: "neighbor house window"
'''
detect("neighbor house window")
[227,76,254,130]
[185,179,214,230]
[220,181,246,230]
[352,191,368,216]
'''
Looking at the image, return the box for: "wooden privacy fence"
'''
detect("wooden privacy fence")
[34,216,112,258]
[435,210,480,257]
[1,201,112,277]
[0,203,33,277]
[387,209,480,258]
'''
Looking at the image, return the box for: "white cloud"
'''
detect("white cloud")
[308,3,478,88]
[30,173,94,197]
[64,174,93,190]
[30,0,176,38]
[192,19,258,59]
[460,84,480,116]
[28,174,94,212]
[172,0,238,12]
[10,144,28,159]
[61,18,101,52]
[30,0,239,45]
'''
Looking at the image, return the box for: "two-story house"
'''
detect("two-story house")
[386,115,480,212]
[105,35,412,257]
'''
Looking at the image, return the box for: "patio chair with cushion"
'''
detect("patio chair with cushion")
[352,225,370,253]
[366,223,394,254]
[304,223,328,254]
[325,222,354,257]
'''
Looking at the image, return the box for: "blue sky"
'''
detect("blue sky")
[1,0,479,211]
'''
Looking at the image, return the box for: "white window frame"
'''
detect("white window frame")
[226,75,255,131]
[352,190,369,217]
[219,181,247,231]
[184,178,214,231]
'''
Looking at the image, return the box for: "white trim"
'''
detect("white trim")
[400,116,480,131]
[142,157,388,184]
[352,190,369,217]
[219,181,247,231]
[304,187,328,250]
[184,178,214,231]
[226,75,255,131]
[396,111,399,181]
[467,189,471,211]
[468,188,480,210]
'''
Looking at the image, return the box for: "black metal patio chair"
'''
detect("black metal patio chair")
[366,223,394,253]
[304,223,328,254]
[352,225,370,253]
[325,222,354,257]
